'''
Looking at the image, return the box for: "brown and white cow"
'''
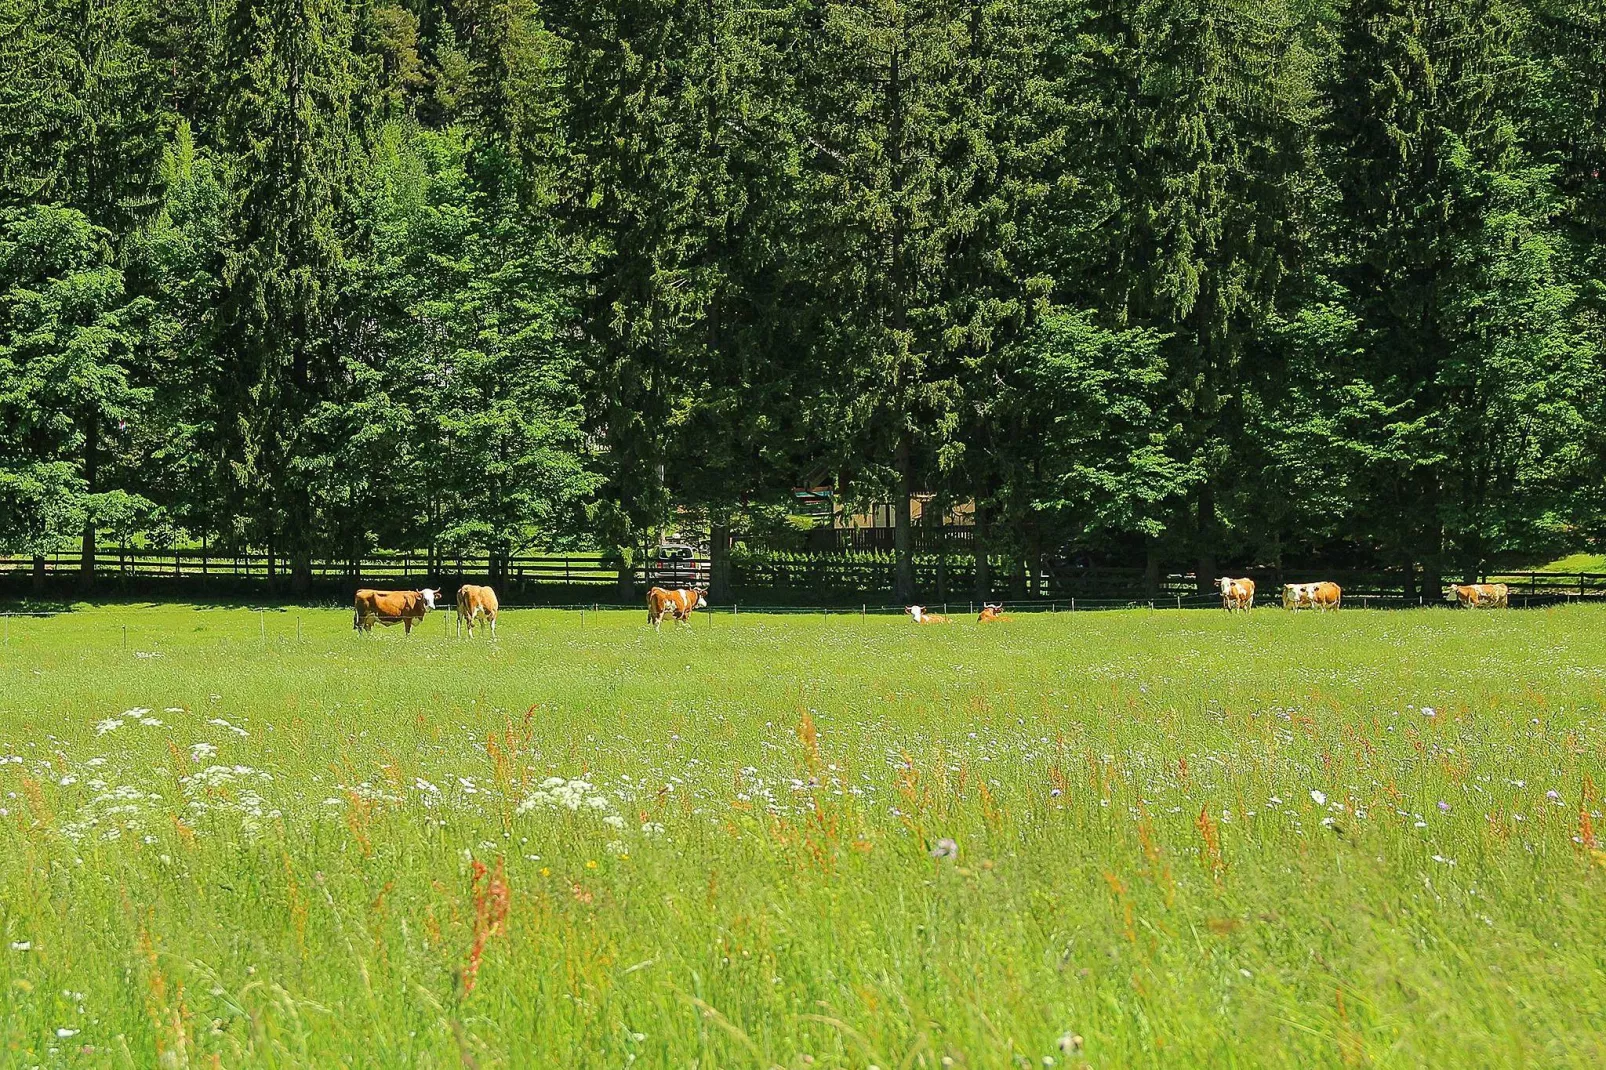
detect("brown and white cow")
[1446,582,1508,609]
[977,603,1011,624]
[906,605,949,624]
[456,584,499,638]
[1218,576,1255,612]
[1283,581,1341,611]
[647,586,706,630]
[354,587,441,634]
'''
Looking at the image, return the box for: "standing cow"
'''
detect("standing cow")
[456,584,499,637]
[354,588,441,634]
[647,587,707,630]
[1218,576,1255,612]
[1446,583,1508,609]
[1282,581,1341,611]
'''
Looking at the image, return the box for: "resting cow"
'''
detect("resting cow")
[1218,576,1255,612]
[1447,583,1508,609]
[906,606,949,624]
[977,603,1011,623]
[354,588,441,634]
[647,587,706,630]
[456,584,500,637]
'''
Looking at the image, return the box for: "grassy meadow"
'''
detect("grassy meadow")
[0,602,1603,1068]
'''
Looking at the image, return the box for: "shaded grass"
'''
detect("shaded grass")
[1,605,1603,1068]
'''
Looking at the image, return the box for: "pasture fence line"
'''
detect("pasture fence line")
[4,550,1605,606]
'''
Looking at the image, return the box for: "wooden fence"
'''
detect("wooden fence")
[3,550,1604,604]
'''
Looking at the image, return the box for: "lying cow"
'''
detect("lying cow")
[977,603,1011,623]
[1218,576,1255,612]
[647,586,706,630]
[906,605,949,624]
[1447,582,1508,609]
[456,584,499,637]
[354,587,441,634]
[1283,581,1341,611]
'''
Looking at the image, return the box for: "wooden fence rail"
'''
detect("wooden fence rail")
[4,552,1605,601]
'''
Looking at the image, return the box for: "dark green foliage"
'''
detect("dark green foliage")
[0,0,1601,591]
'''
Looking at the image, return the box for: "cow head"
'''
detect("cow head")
[693,588,708,609]
[1217,576,1233,595]
[420,588,440,609]
[984,603,1003,612]
[906,605,925,622]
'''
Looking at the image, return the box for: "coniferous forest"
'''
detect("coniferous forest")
[1,0,1603,600]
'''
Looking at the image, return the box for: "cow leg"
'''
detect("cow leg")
[404,618,413,634]
[489,613,496,639]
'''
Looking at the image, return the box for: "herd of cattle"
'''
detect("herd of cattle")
[351,577,1514,637]
[1211,576,1510,612]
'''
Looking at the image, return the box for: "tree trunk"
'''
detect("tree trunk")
[709,517,731,603]
[79,520,96,592]
[615,546,635,603]
[79,410,97,591]
[31,555,45,595]
[290,549,312,597]
[1144,540,1161,598]
[893,436,915,602]
[972,501,991,601]
[1196,482,1216,594]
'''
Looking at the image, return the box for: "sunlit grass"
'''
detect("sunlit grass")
[1,604,1603,1067]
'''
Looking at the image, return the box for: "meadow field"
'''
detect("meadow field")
[0,603,1602,1069]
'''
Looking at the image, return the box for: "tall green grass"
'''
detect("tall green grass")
[0,604,1602,1067]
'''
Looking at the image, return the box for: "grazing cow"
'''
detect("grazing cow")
[1283,581,1341,611]
[647,586,706,630]
[1218,576,1255,612]
[977,603,1011,623]
[456,584,499,638]
[906,605,949,624]
[354,587,441,634]
[1446,582,1508,609]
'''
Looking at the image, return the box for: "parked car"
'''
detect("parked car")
[646,543,704,586]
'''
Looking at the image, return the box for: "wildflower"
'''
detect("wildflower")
[1437,801,1450,813]
[1310,790,1327,807]
[1050,788,1062,797]
[1058,1033,1084,1053]
[1422,707,1436,717]
[585,859,598,869]
[94,719,123,736]
[930,837,958,860]
[56,1028,78,1038]
[1546,790,1562,803]
[10,941,31,951]
[189,743,217,763]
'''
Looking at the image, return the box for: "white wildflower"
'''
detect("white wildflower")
[1310,790,1327,807]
